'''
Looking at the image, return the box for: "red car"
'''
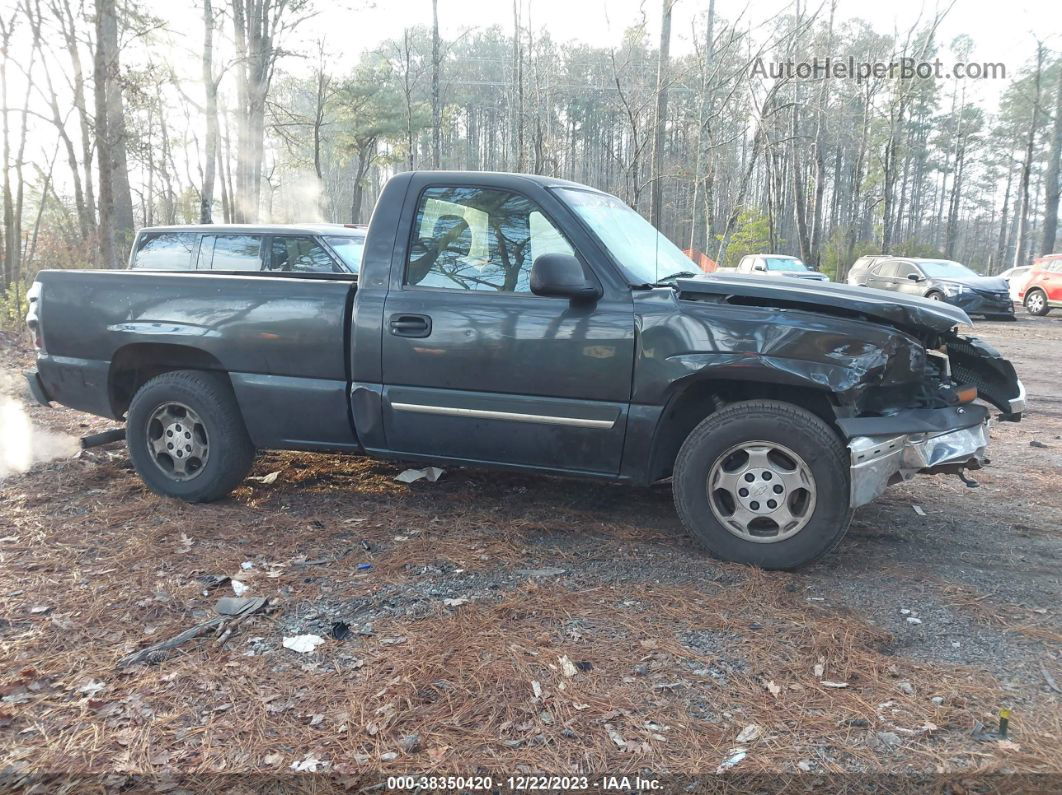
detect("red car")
[1021,253,1062,316]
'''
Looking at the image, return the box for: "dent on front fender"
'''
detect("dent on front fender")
[944,335,1025,420]
[633,293,921,405]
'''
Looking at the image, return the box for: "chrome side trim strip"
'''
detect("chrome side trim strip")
[391,402,615,429]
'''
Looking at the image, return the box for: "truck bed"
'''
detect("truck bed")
[33,269,360,451]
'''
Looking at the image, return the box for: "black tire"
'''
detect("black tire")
[925,290,945,301]
[672,400,853,570]
[126,370,255,502]
[1024,289,1051,316]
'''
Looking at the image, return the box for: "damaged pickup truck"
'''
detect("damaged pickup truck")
[24,171,1025,569]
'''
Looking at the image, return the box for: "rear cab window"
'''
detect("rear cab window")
[132,232,197,270]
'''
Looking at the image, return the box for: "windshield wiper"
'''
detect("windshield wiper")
[653,270,701,285]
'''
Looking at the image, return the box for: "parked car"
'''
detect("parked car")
[998,265,1032,303]
[846,254,891,286]
[24,171,1024,570]
[129,223,368,274]
[735,254,829,282]
[1019,253,1062,316]
[863,257,1014,320]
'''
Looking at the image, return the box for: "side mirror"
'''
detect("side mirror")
[752,263,766,272]
[530,254,601,301]
[907,273,921,282]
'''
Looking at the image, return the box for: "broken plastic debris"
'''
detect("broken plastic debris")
[240,561,254,570]
[290,754,323,772]
[559,655,578,677]
[716,748,747,773]
[906,616,923,625]
[443,597,469,607]
[356,562,373,571]
[282,634,325,654]
[231,580,249,597]
[250,471,281,485]
[912,505,926,516]
[329,621,351,641]
[821,681,849,688]
[395,467,444,483]
[735,724,762,744]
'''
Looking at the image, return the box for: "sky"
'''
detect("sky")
[224,0,1061,112]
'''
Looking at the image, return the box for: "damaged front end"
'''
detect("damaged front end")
[842,331,1024,507]
[658,277,1025,506]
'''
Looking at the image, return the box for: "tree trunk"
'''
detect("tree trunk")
[431,0,442,169]
[1014,44,1045,267]
[201,0,217,223]
[649,0,672,229]
[1040,62,1062,256]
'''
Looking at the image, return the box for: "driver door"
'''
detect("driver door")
[379,183,635,475]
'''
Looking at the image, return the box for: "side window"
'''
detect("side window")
[270,236,338,273]
[877,261,900,278]
[405,186,575,293]
[893,262,916,279]
[132,232,197,270]
[737,256,751,272]
[202,234,263,271]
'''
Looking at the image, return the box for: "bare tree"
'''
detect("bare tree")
[1041,59,1062,256]
[649,0,673,228]
[431,0,441,169]
[1014,42,1045,267]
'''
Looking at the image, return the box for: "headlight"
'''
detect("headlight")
[942,282,967,296]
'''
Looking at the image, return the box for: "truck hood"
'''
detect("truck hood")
[676,273,970,334]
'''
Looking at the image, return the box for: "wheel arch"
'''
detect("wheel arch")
[643,376,841,484]
[108,343,227,418]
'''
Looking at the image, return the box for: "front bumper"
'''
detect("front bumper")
[849,420,990,508]
[949,290,1014,316]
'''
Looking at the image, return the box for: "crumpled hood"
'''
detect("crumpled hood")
[676,273,970,334]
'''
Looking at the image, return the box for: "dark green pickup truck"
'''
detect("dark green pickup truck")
[25,171,1024,569]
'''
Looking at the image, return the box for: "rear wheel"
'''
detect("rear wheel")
[672,400,852,570]
[926,291,945,301]
[126,370,255,502]
[1024,289,1050,316]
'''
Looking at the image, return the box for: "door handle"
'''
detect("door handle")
[389,313,432,338]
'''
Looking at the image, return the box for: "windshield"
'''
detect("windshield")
[555,188,695,284]
[918,260,977,279]
[324,235,365,272]
[764,257,810,272]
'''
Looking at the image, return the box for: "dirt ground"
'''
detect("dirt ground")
[0,314,1059,783]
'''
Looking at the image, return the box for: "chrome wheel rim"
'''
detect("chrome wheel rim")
[146,402,209,481]
[706,441,817,543]
[928,293,943,301]
[1027,292,1044,313]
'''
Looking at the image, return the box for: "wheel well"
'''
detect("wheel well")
[109,344,225,418]
[646,379,838,483]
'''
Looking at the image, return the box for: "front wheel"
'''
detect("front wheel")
[126,370,256,502]
[672,400,853,570]
[1024,289,1050,316]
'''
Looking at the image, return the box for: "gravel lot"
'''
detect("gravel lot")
[0,314,1059,780]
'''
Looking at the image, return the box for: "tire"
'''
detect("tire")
[126,370,255,502]
[925,291,945,301]
[1024,289,1050,316]
[672,400,853,570]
